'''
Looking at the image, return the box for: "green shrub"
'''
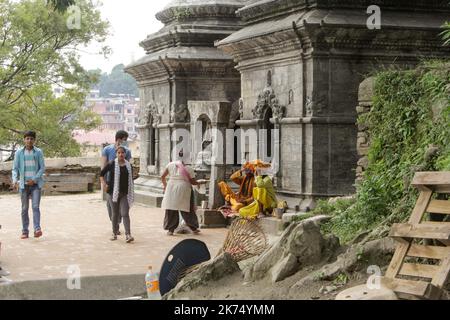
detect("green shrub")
[323,61,450,244]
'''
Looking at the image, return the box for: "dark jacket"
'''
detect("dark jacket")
[100,161,133,195]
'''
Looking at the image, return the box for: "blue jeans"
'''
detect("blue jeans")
[20,185,42,234]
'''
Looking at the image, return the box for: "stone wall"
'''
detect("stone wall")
[0,157,140,193]
[356,77,375,184]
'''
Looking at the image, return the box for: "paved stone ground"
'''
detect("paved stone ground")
[0,192,227,283]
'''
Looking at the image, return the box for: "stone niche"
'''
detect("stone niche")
[188,101,232,209]
[217,0,450,209]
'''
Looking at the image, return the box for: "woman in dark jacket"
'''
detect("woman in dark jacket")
[100,146,135,243]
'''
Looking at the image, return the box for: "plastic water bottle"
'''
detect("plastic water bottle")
[145,266,161,300]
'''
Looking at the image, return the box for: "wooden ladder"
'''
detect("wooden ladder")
[382,172,450,299]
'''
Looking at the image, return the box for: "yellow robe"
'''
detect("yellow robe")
[239,176,277,219]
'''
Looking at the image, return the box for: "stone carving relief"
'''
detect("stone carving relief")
[149,102,161,126]
[139,89,162,126]
[138,102,151,126]
[170,104,190,123]
[305,95,327,116]
[266,70,272,87]
[305,96,313,116]
[271,98,286,120]
[251,71,286,121]
[228,99,242,127]
[288,90,294,105]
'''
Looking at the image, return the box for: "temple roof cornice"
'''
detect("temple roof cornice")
[217,9,450,61]
[237,0,450,23]
[156,0,247,24]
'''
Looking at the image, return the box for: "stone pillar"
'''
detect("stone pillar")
[356,77,375,185]
[208,124,227,209]
[271,118,282,189]
[136,124,151,175]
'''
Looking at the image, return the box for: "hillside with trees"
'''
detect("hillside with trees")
[92,64,139,98]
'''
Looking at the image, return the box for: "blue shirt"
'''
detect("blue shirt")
[102,144,132,162]
[12,147,46,190]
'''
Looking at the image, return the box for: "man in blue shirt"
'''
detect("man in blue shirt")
[102,131,132,234]
[12,131,46,239]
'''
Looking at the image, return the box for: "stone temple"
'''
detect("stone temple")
[125,0,450,210]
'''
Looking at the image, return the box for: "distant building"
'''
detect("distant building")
[85,93,140,135]
[88,90,100,100]
[73,129,140,158]
[49,85,141,157]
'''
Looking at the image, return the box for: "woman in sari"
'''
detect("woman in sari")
[161,150,207,236]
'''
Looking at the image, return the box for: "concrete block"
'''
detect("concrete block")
[259,217,284,236]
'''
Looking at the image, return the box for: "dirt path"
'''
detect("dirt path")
[167,262,369,300]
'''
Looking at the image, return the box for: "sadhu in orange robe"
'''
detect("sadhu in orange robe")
[219,161,274,212]
[218,163,256,212]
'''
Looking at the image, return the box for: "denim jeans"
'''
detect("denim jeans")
[20,185,42,234]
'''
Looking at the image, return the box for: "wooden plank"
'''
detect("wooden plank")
[427,200,450,215]
[381,277,437,299]
[434,185,450,194]
[431,257,450,288]
[387,191,432,279]
[407,244,450,260]
[390,223,450,241]
[399,263,440,279]
[409,191,433,224]
[438,240,450,247]
[423,221,450,225]
[386,242,411,278]
[412,172,450,190]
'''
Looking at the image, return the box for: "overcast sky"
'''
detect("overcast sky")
[79,0,172,73]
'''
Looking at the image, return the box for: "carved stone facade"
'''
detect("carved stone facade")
[217,0,450,209]
[127,0,450,208]
[125,0,246,205]
[252,73,287,121]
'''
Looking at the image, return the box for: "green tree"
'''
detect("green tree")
[97,64,139,97]
[47,0,75,12]
[0,85,101,158]
[0,0,110,159]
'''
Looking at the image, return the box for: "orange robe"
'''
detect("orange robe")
[218,170,255,212]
